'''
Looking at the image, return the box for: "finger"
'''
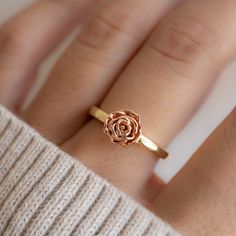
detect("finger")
[154,107,236,235]
[68,0,236,199]
[22,0,179,143]
[142,173,166,208]
[0,0,100,111]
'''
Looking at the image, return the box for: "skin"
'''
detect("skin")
[0,0,235,235]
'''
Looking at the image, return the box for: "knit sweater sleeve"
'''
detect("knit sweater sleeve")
[0,105,180,236]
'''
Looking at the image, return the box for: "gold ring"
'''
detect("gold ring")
[89,106,168,159]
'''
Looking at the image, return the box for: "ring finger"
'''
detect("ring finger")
[65,0,236,204]
[23,0,178,144]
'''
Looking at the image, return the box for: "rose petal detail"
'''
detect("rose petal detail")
[104,110,142,146]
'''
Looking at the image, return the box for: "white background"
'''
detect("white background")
[0,0,235,181]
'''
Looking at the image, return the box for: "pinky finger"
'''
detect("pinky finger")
[0,0,100,111]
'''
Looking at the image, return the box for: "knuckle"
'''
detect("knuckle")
[148,16,216,66]
[77,8,136,50]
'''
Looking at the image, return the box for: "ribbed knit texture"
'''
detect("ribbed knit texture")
[0,105,180,236]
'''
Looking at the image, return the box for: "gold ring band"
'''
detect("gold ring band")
[89,106,168,159]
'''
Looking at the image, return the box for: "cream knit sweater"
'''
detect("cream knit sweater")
[0,105,180,236]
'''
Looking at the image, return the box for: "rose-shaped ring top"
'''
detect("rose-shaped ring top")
[89,106,169,159]
[104,110,142,146]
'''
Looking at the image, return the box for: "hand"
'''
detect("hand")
[0,0,235,235]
